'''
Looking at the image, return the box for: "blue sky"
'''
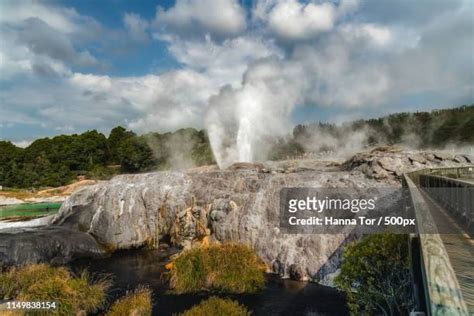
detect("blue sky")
[61,0,178,77]
[0,0,473,146]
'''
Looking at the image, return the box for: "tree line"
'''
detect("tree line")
[0,127,214,189]
[272,104,474,159]
[293,104,474,149]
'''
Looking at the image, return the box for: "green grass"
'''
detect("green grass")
[0,202,61,219]
[169,243,265,294]
[106,286,153,316]
[0,264,110,315]
[178,296,250,316]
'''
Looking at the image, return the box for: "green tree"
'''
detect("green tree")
[0,141,22,186]
[108,126,135,164]
[118,136,156,172]
[73,130,109,169]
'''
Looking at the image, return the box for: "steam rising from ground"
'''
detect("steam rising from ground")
[205,58,305,167]
[294,126,370,160]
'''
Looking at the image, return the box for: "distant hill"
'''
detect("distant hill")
[293,104,474,149]
[271,104,474,159]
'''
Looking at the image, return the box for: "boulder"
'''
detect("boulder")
[228,162,265,171]
[453,155,467,163]
[433,152,454,161]
[463,154,474,163]
[344,149,470,181]
[0,226,106,266]
[408,153,427,164]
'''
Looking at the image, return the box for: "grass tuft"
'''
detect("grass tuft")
[178,296,250,316]
[106,286,153,316]
[0,264,110,315]
[169,243,265,294]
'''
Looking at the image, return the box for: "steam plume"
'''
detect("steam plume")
[205,57,305,167]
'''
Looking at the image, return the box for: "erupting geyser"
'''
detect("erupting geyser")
[205,58,303,168]
[236,117,253,162]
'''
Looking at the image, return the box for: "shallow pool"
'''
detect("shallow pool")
[72,248,349,316]
[0,202,62,219]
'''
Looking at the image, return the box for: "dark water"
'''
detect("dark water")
[71,248,349,316]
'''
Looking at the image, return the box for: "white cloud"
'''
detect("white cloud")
[341,23,392,47]
[253,0,362,41]
[336,0,360,17]
[124,13,150,43]
[0,0,80,33]
[67,70,215,133]
[154,0,246,39]
[266,0,336,40]
[0,1,101,80]
[70,73,113,90]
[167,35,282,86]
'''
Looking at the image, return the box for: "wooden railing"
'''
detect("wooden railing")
[405,168,472,315]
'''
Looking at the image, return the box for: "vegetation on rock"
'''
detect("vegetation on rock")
[335,234,413,315]
[0,264,110,315]
[178,296,250,316]
[169,243,265,294]
[106,286,153,316]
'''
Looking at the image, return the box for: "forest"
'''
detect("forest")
[0,127,214,189]
[0,104,473,189]
[293,104,474,149]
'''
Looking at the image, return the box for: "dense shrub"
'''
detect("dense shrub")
[106,286,152,316]
[0,264,109,315]
[169,243,265,294]
[335,234,413,315]
[179,296,250,316]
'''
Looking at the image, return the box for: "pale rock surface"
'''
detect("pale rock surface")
[0,149,471,282]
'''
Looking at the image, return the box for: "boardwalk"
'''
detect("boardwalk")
[406,166,473,315]
[420,190,474,313]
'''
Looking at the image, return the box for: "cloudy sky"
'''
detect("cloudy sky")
[1,0,473,145]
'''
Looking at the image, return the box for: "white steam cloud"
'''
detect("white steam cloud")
[205,57,306,167]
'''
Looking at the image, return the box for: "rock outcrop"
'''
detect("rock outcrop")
[0,226,105,266]
[342,147,473,182]
[0,149,471,282]
[49,165,356,281]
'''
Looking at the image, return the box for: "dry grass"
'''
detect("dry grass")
[169,243,265,294]
[0,179,97,201]
[106,286,153,316]
[0,190,37,200]
[0,264,110,315]
[178,296,250,316]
